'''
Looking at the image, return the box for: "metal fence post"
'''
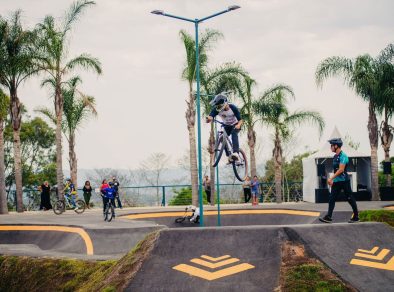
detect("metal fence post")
[161,186,166,206]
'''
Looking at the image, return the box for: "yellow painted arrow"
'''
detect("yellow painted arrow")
[350,255,394,271]
[173,263,255,281]
[190,258,239,269]
[355,249,390,260]
[200,255,230,262]
[357,246,379,254]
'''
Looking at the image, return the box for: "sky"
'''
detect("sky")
[1,0,394,170]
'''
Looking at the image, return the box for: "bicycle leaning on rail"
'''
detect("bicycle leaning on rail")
[211,119,248,182]
[53,192,86,215]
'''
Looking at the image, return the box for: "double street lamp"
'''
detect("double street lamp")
[151,5,241,226]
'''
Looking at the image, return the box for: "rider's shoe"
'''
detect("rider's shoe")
[319,215,332,223]
[231,152,240,161]
[74,206,78,210]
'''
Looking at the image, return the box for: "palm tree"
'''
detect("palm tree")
[37,76,97,188]
[179,28,223,206]
[0,89,9,214]
[315,49,394,200]
[201,62,249,203]
[0,11,38,212]
[254,85,324,203]
[35,0,101,199]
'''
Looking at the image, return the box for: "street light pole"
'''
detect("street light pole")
[151,6,241,227]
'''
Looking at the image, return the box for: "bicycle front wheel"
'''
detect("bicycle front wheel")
[74,200,86,214]
[175,217,186,223]
[233,149,248,182]
[53,200,65,215]
[212,135,225,167]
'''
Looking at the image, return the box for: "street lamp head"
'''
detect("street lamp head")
[151,10,164,15]
[228,5,241,11]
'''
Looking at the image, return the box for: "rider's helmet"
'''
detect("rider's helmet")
[328,138,343,148]
[210,93,228,112]
[108,181,114,187]
[65,178,71,183]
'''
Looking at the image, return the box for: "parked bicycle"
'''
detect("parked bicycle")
[212,119,248,182]
[53,193,86,215]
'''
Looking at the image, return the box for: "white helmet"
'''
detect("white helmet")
[210,93,228,112]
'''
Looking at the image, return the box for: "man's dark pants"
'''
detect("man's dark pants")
[328,180,358,218]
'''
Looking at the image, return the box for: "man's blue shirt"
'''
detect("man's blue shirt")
[333,151,349,182]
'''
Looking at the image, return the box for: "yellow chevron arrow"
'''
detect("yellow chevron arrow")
[200,255,231,262]
[190,258,239,269]
[357,246,379,254]
[350,255,394,271]
[173,263,255,281]
[355,249,390,260]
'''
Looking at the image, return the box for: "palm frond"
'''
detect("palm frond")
[378,43,394,63]
[315,56,354,88]
[35,107,57,126]
[62,0,95,35]
[64,53,102,74]
[284,110,325,137]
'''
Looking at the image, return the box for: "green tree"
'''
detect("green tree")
[0,89,9,214]
[0,11,38,212]
[37,76,97,188]
[315,46,394,198]
[35,0,101,199]
[179,28,222,206]
[254,84,324,203]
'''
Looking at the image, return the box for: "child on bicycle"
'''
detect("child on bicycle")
[101,182,116,218]
[185,205,200,223]
[206,93,243,162]
[64,178,77,210]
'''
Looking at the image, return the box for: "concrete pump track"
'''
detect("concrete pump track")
[1,204,394,291]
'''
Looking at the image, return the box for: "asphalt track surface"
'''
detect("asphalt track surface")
[1,202,393,291]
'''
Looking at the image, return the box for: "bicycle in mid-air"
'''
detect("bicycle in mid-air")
[212,119,248,182]
[53,193,86,215]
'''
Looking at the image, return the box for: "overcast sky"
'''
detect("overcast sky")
[1,0,394,170]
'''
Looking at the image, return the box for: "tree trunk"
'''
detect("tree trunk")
[10,86,23,212]
[380,110,392,187]
[0,120,8,214]
[273,128,283,203]
[209,123,215,205]
[55,83,64,199]
[247,126,257,177]
[368,102,379,200]
[186,86,198,206]
[68,132,78,189]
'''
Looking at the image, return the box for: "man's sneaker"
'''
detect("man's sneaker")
[348,216,360,223]
[230,152,240,161]
[74,206,78,210]
[319,215,333,223]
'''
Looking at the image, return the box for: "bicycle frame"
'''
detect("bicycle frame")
[214,119,234,155]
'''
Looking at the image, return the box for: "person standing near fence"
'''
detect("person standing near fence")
[203,175,212,204]
[251,176,260,206]
[242,176,251,203]
[83,181,93,209]
[40,181,52,210]
[112,176,122,209]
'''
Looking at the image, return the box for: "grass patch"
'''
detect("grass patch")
[0,231,160,292]
[359,210,394,227]
[277,242,354,292]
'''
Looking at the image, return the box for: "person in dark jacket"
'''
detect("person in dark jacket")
[112,176,122,209]
[83,180,93,208]
[40,181,52,210]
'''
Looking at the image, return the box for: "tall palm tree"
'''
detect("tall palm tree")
[37,76,97,188]
[239,76,259,177]
[35,0,101,199]
[180,29,223,206]
[201,62,249,203]
[254,84,324,203]
[0,89,9,214]
[0,11,37,212]
[315,49,394,199]
[373,44,394,186]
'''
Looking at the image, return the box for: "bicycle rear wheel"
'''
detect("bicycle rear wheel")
[53,200,65,215]
[74,200,86,214]
[233,149,248,182]
[212,135,225,167]
[175,217,186,223]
